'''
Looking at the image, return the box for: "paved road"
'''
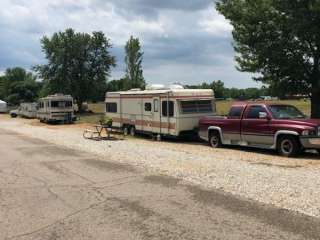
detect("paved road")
[0,130,320,240]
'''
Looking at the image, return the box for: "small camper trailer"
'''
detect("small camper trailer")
[10,102,38,118]
[0,100,7,113]
[37,94,75,123]
[105,86,216,137]
[19,103,38,118]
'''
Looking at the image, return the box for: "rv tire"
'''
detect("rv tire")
[123,126,129,136]
[130,126,136,136]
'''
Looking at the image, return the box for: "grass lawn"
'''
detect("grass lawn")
[81,100,311,124]
[76,112,105,124]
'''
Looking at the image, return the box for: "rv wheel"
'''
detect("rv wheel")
[130,126,136,136]
[123,126,129,136]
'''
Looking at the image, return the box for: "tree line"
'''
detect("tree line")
[0,29,145,111]
[1,0,320,118]
[186,80,272,100]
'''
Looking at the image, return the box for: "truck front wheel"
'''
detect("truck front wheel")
[277,136,300,157]
[209,132,222,148]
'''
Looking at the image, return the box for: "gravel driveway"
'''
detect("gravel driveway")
[1,115,320,218]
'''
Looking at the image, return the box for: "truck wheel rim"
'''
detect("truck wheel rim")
[210,136,219,147]
[281,140,293,154]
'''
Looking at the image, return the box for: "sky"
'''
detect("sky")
[0,0,260,88]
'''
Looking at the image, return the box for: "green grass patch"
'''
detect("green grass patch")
[76,113,105,124]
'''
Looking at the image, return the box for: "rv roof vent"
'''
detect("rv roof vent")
[146,84,166,90]
[169,84,184,90]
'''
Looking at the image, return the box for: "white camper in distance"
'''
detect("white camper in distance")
[37,94,75,123]
[0,100,7,113]
[105,87,216,137]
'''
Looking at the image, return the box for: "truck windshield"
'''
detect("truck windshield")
[269,105,306,119]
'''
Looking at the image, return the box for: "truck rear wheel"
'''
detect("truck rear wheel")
[209,132,222,148]
[277,136,300,157]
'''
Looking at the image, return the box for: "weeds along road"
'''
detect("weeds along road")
[0,129,320,240]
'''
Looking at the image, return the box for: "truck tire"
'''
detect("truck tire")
[209,131,222,148]
[277,136,300,157]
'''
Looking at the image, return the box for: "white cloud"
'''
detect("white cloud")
[198,8,233,37]
[0,0,257,88]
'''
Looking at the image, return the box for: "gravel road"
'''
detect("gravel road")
[2,127,320,239]
[1,115,320,218]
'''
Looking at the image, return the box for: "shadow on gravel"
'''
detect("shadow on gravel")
[216,144,320,160]
[82,159,137,173]
[144,175,181,188]
[187,185,320,240]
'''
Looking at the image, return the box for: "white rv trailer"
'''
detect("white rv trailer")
[0,100,7,113]
[105,88,216,137]
[19,103,38,118]
[37,94,75,123]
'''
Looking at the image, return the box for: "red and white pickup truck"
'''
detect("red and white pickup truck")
[199,102,320,157]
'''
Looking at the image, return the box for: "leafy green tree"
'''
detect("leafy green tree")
[35,28,116,111]
[0,76,5,99]
[217,0,320,118]
[125,36,145,89]
[1,67,41,105]
[211,80,225,98]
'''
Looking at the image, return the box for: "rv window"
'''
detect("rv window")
[51,101,69,108]
[162,101,174,117]
[153,99,159,112]
[180,100,213,114]
[65,101,73,107]
[144,103,152,112]
[106,102,117,113]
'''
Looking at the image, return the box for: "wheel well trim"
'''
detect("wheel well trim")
[208,126,224,142]
[272,130,300,149]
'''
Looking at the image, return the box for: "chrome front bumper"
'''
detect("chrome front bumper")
[300,137,320,149]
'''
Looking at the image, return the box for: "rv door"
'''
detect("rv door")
[152,97,161,134]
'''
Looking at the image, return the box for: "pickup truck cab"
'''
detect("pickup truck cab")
[199,102,320,157]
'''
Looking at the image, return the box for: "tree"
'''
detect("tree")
[217,0,320,117]
[35,29,116,111]
[1,67,41,105]
[211,80,226,98]
[124,36,145,89]
[0,76,5,99]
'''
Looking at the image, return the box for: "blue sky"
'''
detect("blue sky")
[0,0,259,88]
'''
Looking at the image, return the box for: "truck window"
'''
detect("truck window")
[162,101,174,117]
[228,107,244,119]
[144,103,152,112]
[106,102,117,113]
[181,100,213,114]
[246,106,267,119]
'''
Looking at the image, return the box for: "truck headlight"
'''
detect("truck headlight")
[302,129,317,136]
